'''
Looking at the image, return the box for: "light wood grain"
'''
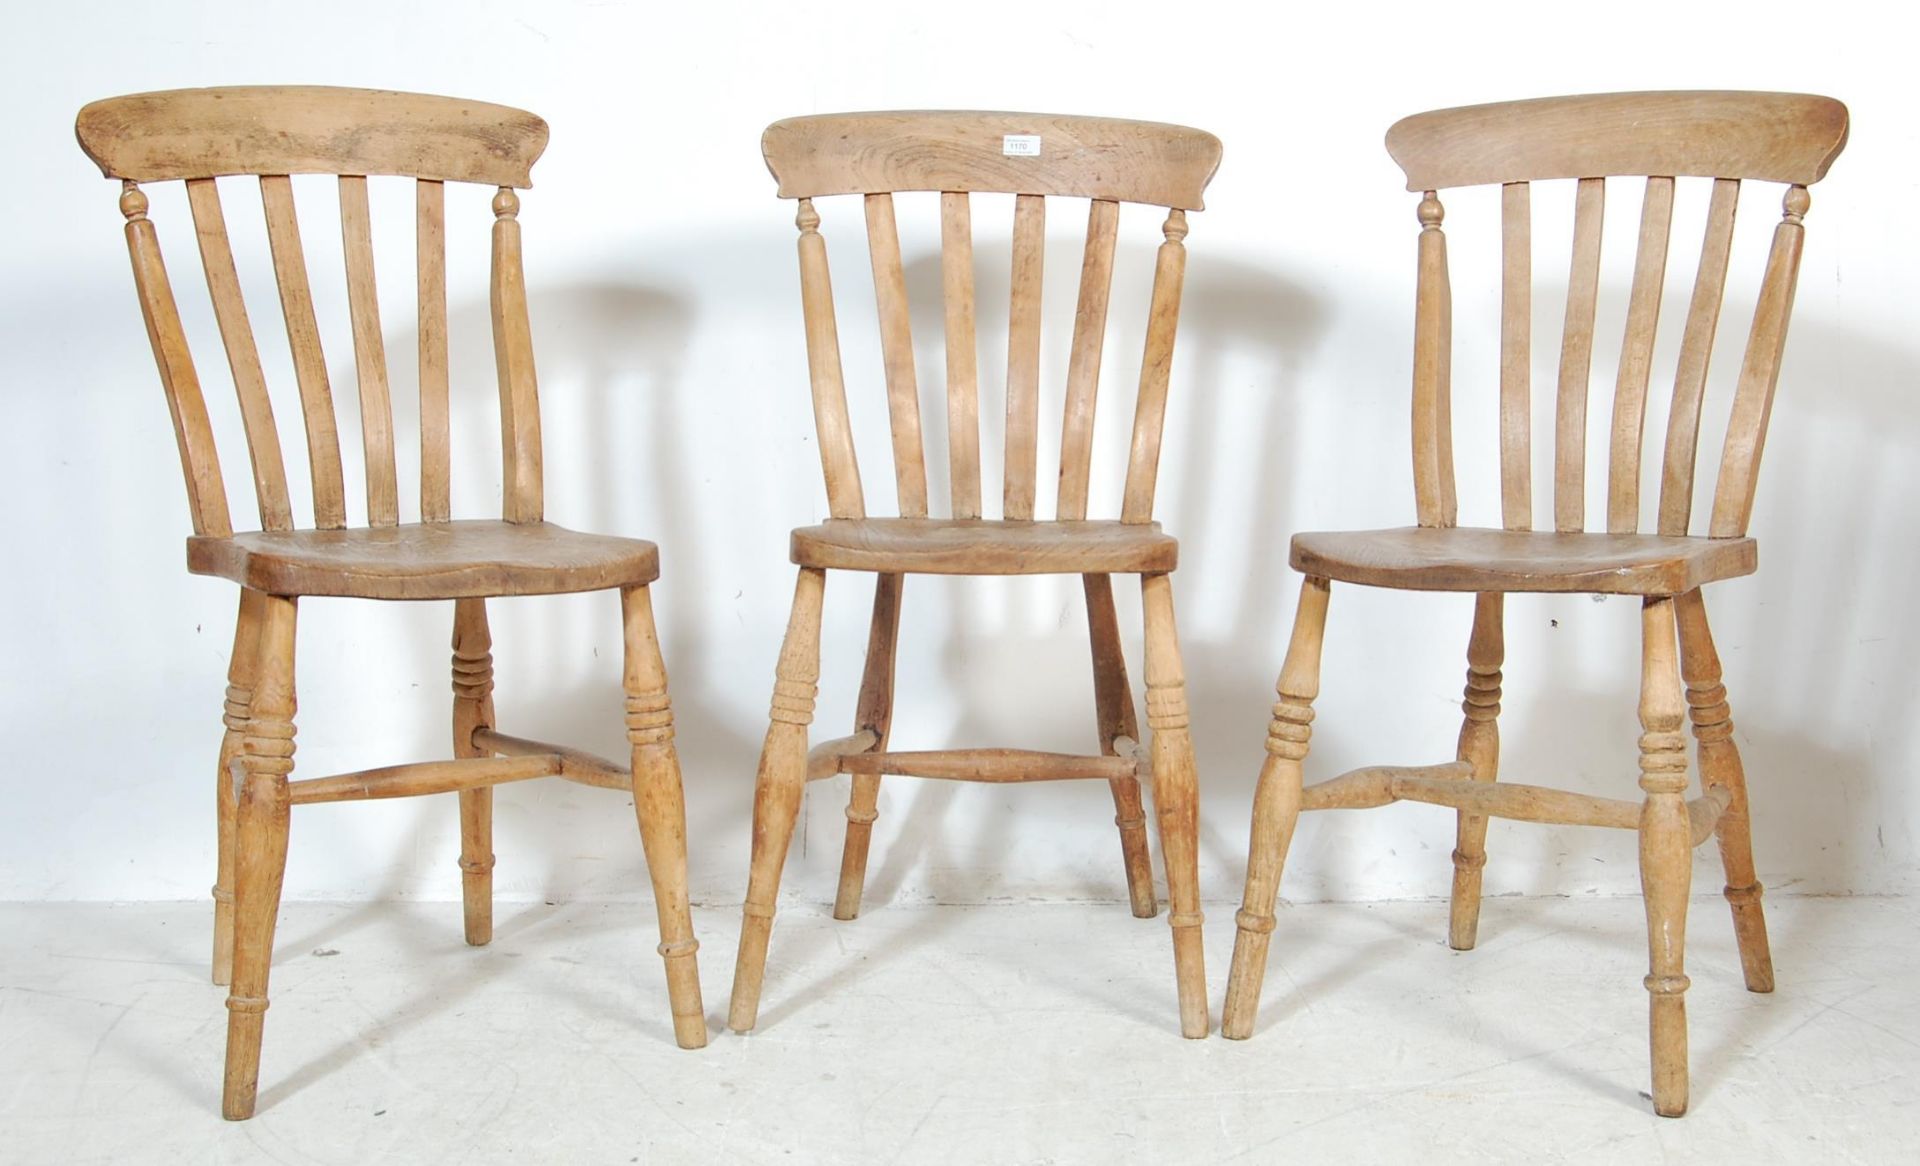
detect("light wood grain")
[418,180,451,523]
[1411,193,1454,527]
[790,518,1176,575]
[746,110,1218,1038]
[1230,89,1847,1118]
[259,175,347,529]
[1057,200,1120,521]
[1222,576,1330,1039]
[86,87,705,1118]
[796,199,865,519]
[451,598,495,945]
[187,520,660,600]
[1448,593,1504,949]
[1141,573,1207,1037]
[1289,526,1755,596]
[1638,596,1693,1117]
[730,567,827,1034]
[621,584,708,1050]
[941,192,981,519]
[1085,573,1155,917]
[222,592,296,1120]
[1656,179,1741,536]
[1499,183,1532,530]
[489,188,543,525]
[121,184,232,538]
[763,111,1221,208]
[473,729,632,791]
[210,589,266,985]
[1121,210,1190,524]
[338,175,399,526]
[1709,186,1810,538]
[187,178,293,531]
[77,86,547,186]
[1606,177,1675,534]
[833,573,904,920]
[287,755,556,804]
[1385,91,1847,190]
[1676,588,1774,992]
[1554,177,1606,533]
[864,194,929,517]
[1004,194,1046,519]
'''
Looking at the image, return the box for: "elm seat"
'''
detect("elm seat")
[187,521,661,600]
[1290,526,1757,596]
[790,518,1178,576]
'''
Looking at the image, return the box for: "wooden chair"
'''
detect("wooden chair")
[1220,92,1848,1115]
[74,86,707,1119]
[727,112,1222,1038]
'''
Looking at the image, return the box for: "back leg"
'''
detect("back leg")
[212,589,267,986]
[1448,592,1505,950]
[1676,588,1773,992]
[834,572,904,921]
[1084,573,1155,918]
[451,598,496,947]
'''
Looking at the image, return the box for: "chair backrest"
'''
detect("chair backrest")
[760,111,1222,524]
[1383,91,1848,538]
[75,85,551,538]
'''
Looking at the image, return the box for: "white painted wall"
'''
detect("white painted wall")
[3,0,1914,910]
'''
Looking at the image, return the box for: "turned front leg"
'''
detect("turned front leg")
[729,567,826,1033]
[212,589,267,986]
[223,594,297,1121]
[451,598,496,947]
[1677,588,1773,993]
[1639,596,1694,1117]
[1223,575,1329,1039]
[1449,592,1504,950]
[622,585,707,1050]
[1140,573,1207,1038]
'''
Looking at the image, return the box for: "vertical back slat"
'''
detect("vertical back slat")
[338,175,400,526]
[1004,194,1046,520]
[488,188,544,524]
[862,193,928,518]
[1605,176,1676,533]
[1499,183,1531,530]
[1553,176,1606,532]
[121,184,232,538]
[1709,186,1811,538]
[259,175,347,529]
[1411,192,1457,528]
[794,198,865,519]
[417,179,451,523]
[941,192,981,519]
[1056,199,1120,521]
[185,178,293,531]
[1657,178,1741,536]
[1120,209,1190,524]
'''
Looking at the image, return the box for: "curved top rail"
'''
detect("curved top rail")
[763,110,1222,209]
[1386,91,1847,190]
[76,85,548,186]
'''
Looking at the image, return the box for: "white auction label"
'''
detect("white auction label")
[1002,134,1042,157]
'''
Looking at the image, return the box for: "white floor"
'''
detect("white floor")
[2,896,1913,1165]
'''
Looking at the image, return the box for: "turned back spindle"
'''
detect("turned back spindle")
[1383,91,1848,538]
[75,85,551,538]
[760,111,1223,526]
